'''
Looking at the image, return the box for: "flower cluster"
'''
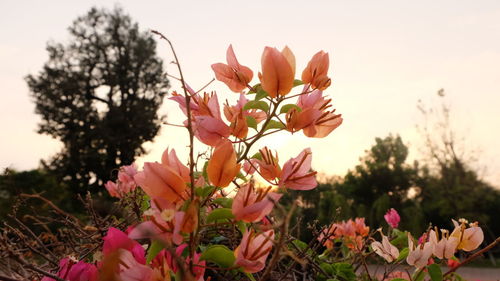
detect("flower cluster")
[37,41,493,281]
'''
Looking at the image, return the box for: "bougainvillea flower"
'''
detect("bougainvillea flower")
[353,218,370,237]
[170,90,221,118]
[161,148,190,183]
[301,50,331,90]
[129,207,184,245]
[371,233,399,263]
[134,162,188,203]
[212,45,253,93]
[235,229,274,273]
[286,89,342,138]
[447,258,460,268]
[207,140,241,187]
[450,219,484,252]
[104,164,139,198]
[103,227,146,264]
[232,181,282,223]
[407,233,433,269]
[229,111,249,139]
[255,147,281,183]
[259,46,295,98]
[318,223,343,249]
[429,229,458,259]
[42,258,98,281]
[151,244,205,281]
[384,208,400,228]
[242,159,259,175]
[279,148,317,190]
[104,181,121,198]
[193,115,231,146]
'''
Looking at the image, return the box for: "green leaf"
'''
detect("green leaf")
[206,208,234,223]
[396,247,409,262]
[332,263,356,281]
[244,100,269,112]
[200,245,235,268]
[391,230,408,247]
[146,240,164,264]
[245,272,256,281]
[427,264,443,281]
[247,83,261,94]
[292,239,308,251]
[250,152,262,160]
[255,88,268,100]
[196,185,216,198]
[264,120,285,131]
[213,198,233,208]
[390,279,409,281]
[293,79,304,87]
[279,104,302,114]
[246,115,257,130]
[202,161,209,183]
[237,221,248,234]
[236,172,248,182]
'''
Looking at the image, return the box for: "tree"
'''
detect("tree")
[333,135,424,233]
[26,7,169,192]
[416,90,500,238]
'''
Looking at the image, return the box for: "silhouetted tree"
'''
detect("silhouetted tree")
[417,90,500,239]
[26,7,169,192]
[333,135,424,233]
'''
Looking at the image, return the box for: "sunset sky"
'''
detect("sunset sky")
[1,0,499,186]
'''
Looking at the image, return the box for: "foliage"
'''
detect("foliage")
[25,7,169,193]
[0,168,75,219]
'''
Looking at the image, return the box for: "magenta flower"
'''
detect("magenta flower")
[384,208,400,228]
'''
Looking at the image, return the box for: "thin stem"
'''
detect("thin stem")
[152,30,197,273]
[237,98,283,163]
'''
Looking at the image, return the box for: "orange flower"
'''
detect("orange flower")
[259,46,295,98]
[302,50,331,90]
[134,162,188,203]
[180,200,198,234]
[235,229,274,273]
[207,140,241,187]
[286,90,342,138]
[232,181,282,223]
[255,147,281,182]
[212,45,253,93]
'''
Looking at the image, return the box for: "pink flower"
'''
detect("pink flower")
[42,258,98,281]
[104,164,139,198]
[161,148,190,183]
[134,162,188,203]
[235,229,274,273]
[384,208,400,228]
[371,233,399,263]
[232,182,282,223]
[212,44,253,93]
[407,233,434,269]
[286,89,342,138]
[279,148,317,190]
[429,229,458,259]
[193,115,231,146]
[103,227,146,264]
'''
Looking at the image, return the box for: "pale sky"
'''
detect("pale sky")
[1,0,499,186]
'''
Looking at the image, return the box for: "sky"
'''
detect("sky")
[1,0,499,186]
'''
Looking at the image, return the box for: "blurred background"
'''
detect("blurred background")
[1,0,499,263]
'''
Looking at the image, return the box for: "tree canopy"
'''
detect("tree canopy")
[26,7,169,192]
